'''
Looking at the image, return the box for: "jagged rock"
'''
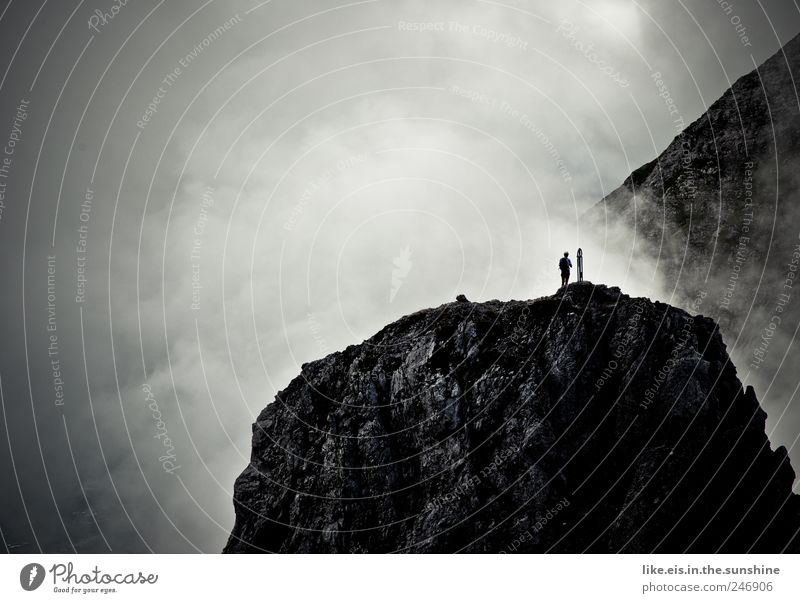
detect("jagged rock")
[225,283,800,553]
[456,294,470,303]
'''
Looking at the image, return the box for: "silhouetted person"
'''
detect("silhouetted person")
[559,252,572,287]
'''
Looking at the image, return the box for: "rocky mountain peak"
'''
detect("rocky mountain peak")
[225,283,800,553]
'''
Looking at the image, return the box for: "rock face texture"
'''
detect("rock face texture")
[588,34,800,420]
[225,283,800,553]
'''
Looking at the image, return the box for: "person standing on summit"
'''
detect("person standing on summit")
[559,252,572,287]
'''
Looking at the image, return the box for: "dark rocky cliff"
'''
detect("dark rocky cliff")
[225,283,800,553]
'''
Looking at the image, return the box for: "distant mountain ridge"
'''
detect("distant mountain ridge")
[587,32,800,453]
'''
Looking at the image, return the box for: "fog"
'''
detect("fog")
[0,0,798,552]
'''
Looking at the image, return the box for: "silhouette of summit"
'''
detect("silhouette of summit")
[225,283,800,553]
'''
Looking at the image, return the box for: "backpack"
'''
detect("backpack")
[559,257,570,271]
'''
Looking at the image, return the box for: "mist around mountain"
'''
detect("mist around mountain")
[586,33,800,468]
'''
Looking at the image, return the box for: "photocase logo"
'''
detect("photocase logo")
[389,245,413,303]
[20,563,45,591]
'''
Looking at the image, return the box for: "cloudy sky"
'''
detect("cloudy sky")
[0,0,798,553]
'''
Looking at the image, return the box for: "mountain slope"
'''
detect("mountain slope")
[587,33,800,463]
[225,283,800,553]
